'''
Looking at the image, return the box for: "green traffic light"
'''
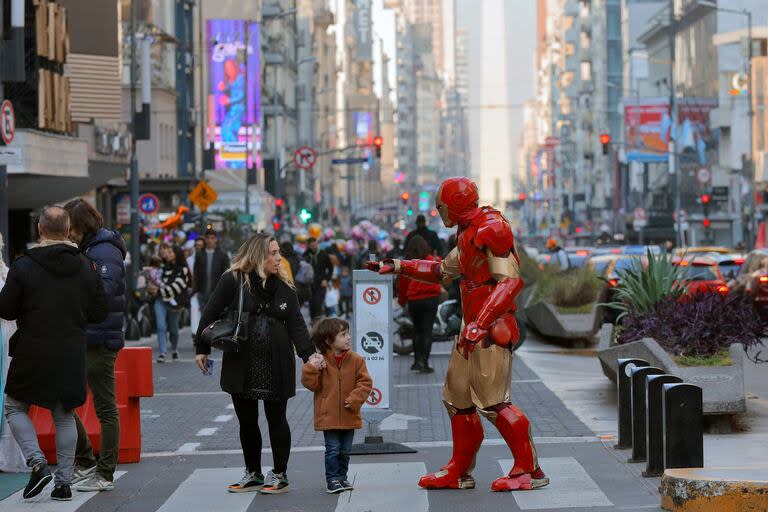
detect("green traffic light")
[299,208,312,223]
[407,208,413,216]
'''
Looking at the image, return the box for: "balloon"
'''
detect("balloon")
[345,240,357,255]
[309,223,323,239]
[351,226,364,239]
[295,233,308,243]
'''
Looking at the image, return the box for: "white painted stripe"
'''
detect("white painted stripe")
[156,468,265,512]
[176,442,201,453]
[335,463,428,512]
[214,415,233,423]
[226,403,235,409]
[142,436,600,458]
[391,379,541,387]
[0,471,125,510]
[499,457,612,509]
[196,427,218,436]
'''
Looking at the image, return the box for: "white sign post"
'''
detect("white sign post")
[351,269,416,454]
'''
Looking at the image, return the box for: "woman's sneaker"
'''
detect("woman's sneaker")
[51,484,72,501]
[71,465,97,485]
[75,474,115,492]
[326,479,344,494]
[172,351,179,360]
[23,463,52,499]
[227,470,264,493]
[156,353,166,364]
[260,470,289,494]
[340,479,354,491]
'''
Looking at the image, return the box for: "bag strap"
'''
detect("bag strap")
[233,273,245,338]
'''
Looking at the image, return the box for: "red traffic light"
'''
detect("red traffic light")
[272,221,282,232]
[518,193,527,201]
[700,194,711,205]
[275,198,285,207]
[373,135,383,148]
[703,218,711,228]
[599,133,611,145]
[430,209,438,217]
[401,192,410,201]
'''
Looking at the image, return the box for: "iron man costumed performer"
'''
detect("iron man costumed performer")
[366,177,548,491]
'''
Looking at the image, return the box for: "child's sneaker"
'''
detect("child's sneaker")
[326,479,345,494]
[51,484,72,501]
[227,470,263,493]
[156,353,166,364]
[260,470,289,494]
[172,351,179,360]
[340,479,354,491]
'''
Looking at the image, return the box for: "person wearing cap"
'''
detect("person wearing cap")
[546,239,570,271]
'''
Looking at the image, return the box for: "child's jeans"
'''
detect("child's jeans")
[325,306,337,317]
[324,429,354,482]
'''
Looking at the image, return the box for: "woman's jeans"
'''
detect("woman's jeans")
[5,395,76,485]
[324,429,354,482]
[154,300,180,355]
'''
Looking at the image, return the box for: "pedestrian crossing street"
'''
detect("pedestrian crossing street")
[0,457,622,512]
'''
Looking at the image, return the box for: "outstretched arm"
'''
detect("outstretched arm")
[365,247,461,287]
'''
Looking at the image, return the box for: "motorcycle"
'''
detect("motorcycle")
[393,299,527,355]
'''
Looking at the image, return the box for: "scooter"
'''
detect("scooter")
[393,299,527,355]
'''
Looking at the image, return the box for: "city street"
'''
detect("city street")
[0,328,662,512]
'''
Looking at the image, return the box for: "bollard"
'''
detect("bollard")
[629,366,665,462]
[615,358,649,449]
[643,374,683,477]
[663,383,703,470]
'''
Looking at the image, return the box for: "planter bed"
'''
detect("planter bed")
[597,323,746,416]
[524,301,601,344]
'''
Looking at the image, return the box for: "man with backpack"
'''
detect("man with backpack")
[303,237,334,322]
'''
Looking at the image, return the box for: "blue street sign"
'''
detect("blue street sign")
[331,157,369,165]
[138,193,160,215]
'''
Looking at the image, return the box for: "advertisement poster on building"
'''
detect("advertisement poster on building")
[206,20,261,171]
[353,111,374,145]
[623,97,717,164]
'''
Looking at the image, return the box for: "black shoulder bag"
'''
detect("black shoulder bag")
[199,274,247,352]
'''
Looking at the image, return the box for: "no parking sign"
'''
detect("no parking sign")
[353,270,393,410]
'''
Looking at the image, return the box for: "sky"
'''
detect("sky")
[370,0,537,204]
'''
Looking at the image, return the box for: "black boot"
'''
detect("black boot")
[419,332,434,373]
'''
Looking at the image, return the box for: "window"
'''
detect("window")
[581,61,592,81]
[580,32,590,50]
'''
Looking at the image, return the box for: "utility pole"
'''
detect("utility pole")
[746,9,755,250]
[129,0,140,289]
[669,0,682,248]
[0,0,7,263]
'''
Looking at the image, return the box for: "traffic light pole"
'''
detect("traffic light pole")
[669,1,683,249]
[129,0,140,289]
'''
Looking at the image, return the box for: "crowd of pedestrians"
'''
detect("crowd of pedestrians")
[0,200,465,499]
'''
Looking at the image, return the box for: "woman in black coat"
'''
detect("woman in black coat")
[195,233,313,495]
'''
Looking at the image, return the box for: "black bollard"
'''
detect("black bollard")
[615,358,649,449]
[643,374,683,477]
[629,366,665,462]
[663,383,704,470]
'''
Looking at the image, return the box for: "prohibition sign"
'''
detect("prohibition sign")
[293,146,317,170]
[363,287,381,305]
[366,387,383,406]
[1,100,15,145]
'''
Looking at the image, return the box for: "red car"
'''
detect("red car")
[672,256,729,296]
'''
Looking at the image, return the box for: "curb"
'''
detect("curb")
[660,467,768,511]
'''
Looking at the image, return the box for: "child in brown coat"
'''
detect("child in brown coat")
[301,318,372,494]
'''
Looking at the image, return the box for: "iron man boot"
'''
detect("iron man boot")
[418,412,484,489]
[489,404,549,492]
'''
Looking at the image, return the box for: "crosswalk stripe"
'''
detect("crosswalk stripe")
[155,467,270,512]
[335,462,428,512]
[0,471,126,511]
[499,457,612,509]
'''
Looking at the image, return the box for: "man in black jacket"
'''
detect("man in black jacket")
[194,229,230,312]
[303,237,334,322]
[405,215,441,255]
[0,206,107,501]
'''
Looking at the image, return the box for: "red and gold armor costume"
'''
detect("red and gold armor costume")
[367,177,548,492]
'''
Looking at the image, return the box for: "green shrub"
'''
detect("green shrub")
[518,245,542,284]
[550,266,602,308]
[603,250,687,319]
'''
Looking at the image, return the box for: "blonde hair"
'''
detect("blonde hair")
[229,233,294,290]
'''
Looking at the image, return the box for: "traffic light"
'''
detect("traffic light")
[430,209,438,217]
[400,192,410,205]
[299,208,312,223]
[600,133,611,155]
[701,193,711,230]
[373,135,383,158]
[518,192,527,202]
[274,197,284,217]
[272,217,282,233]
[407,208,414,216]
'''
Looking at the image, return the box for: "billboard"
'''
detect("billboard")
[206,20,261,170]
[623,97,717,164]
[353,111,374,145]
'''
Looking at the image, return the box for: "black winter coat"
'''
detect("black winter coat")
[81,229,127,351]
[302,249,333,287]
[195,271,313,397]
[0,242,108,409]
[193,248,230,295]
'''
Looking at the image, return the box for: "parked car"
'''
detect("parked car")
[728,249,768,319]
[588,254,644,323]
[708,252,746,280]
[672,256,729,296]
[673,246,732,258]
[564,246,594,268]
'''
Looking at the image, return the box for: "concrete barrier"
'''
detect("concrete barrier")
[660,467,768,511]
[524,301,601,342]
